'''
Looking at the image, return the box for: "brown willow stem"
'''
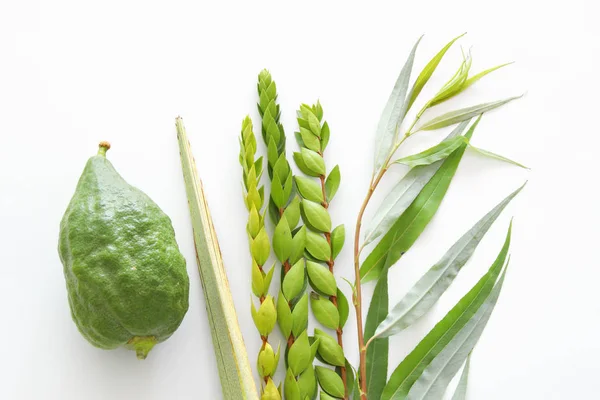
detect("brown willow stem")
[319,173,348,399]
[354,132,412,399]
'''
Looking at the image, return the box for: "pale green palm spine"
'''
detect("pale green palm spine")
[293,102,348,399]
[257,70,318,400]
[240,117,281,400]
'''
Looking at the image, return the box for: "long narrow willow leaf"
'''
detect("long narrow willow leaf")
[393,136,465,168]
[468,144,529,169]
[450,355,471,400]
[176,117,259,400]
[406,33,465,111]
[429,49,473,107]
[372,183,523,340]
[381,222,511,400]
[363,121,470,247]
[406,269,507,400]
[462,62,513,92]
[418,95,522,131]
[373,37,422,173]
[360,117,481,283]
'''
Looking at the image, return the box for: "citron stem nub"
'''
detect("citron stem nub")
[98,141,111,157]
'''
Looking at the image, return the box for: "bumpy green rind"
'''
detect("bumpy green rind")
[58,146,189,357]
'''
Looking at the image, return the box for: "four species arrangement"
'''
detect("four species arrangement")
[57,34,527,400]
[237,34,526,400]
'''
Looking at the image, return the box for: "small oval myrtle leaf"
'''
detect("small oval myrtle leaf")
[307,261,337,296]
[302,200,332,232]
[418,95,522,131]
[316,366,345,398]
[294,152,321,177]
[263,264,275,294]
[374,37,422,174]
[320,121,331,152]
[468,144,529,169]
[251,296,277,336]
[320,393,337,400]
[363,121,470,247]
[381,225,511,400]
[301,148,326,176]
[330,225,345,260]
[273,218,293,262]
[277,291,293,338]
[292,293,309,338]
[463,62,513,92]
[251,228,270,266]
[373,184,524,339]
[247,206,261,238]
[305,230,332,261]
[267,137,279,170]
[263,378,280,400]
[451,355,471,400]
[393,136,465,168]
[310,336,321,362]
[289,331,312,375]
[251,260,264,297]
[325,165,341,202]
[285,368,302,400]
[360,119,481,282]
[290,226,307,264]
[407,33,465,111]
[307,112,322,137]
[283,196,302,230]
[274,154,291,181]
[336,288,349,329]
[257,342,276,377]
[283,259,306,300]
[296,176,324,203]
[311,293,340,330]
[271,173,286,208]
[314,329,345,367]
[283,174,294,205]
[294,130,306,148]
[300,127,321,152]
[297,366,318,400]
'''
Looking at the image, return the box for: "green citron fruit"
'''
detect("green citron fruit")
[58,142,189,359]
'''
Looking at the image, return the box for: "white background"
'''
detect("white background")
[1,1,598,399]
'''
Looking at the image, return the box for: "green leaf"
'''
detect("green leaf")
[316,366,345,398]
[381,224,511,400]
[296,176,324,203]
[251,261,264,297]
[251,296,277,336]
[314,329,345,367]
[393,136,465,168]
[360,119,480,283]
[468,144,529,169]
[298,366,318,400]
[407,33,465,111]
[430,50,472,106]
[283,196,302,229]
[283,259,306,301]
[292,293,309,338]
[310,293,340,330]
[301,148,326,176]
[462,62,513,92]
[320,393,337,400]
[336,288,349,329]
[330,225,345,260]
[374,37,422,173]
[300,127,322,152]
[320,121,331,152]
[271,173,285,208]
[263,264,275,293]
[307,112,322,137]
[277,291,293,339]
[294,152,321,177]
[285,368,302,400]
[307,261,337,296]
[247,206,261,238]
[363,121,470,247]
[302,200,332,233]
[257,342,277,378]
[325,165,341,202]
[290,226,307,265]
[251,227,271,266]
[418,95,522,131]
[365,267,389,400]
[305,230,331,262]
[273,218,292,262]
[373,184,524,339]
[405,270,508,399]
[451,355,471,400]
[289,331,312,375]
